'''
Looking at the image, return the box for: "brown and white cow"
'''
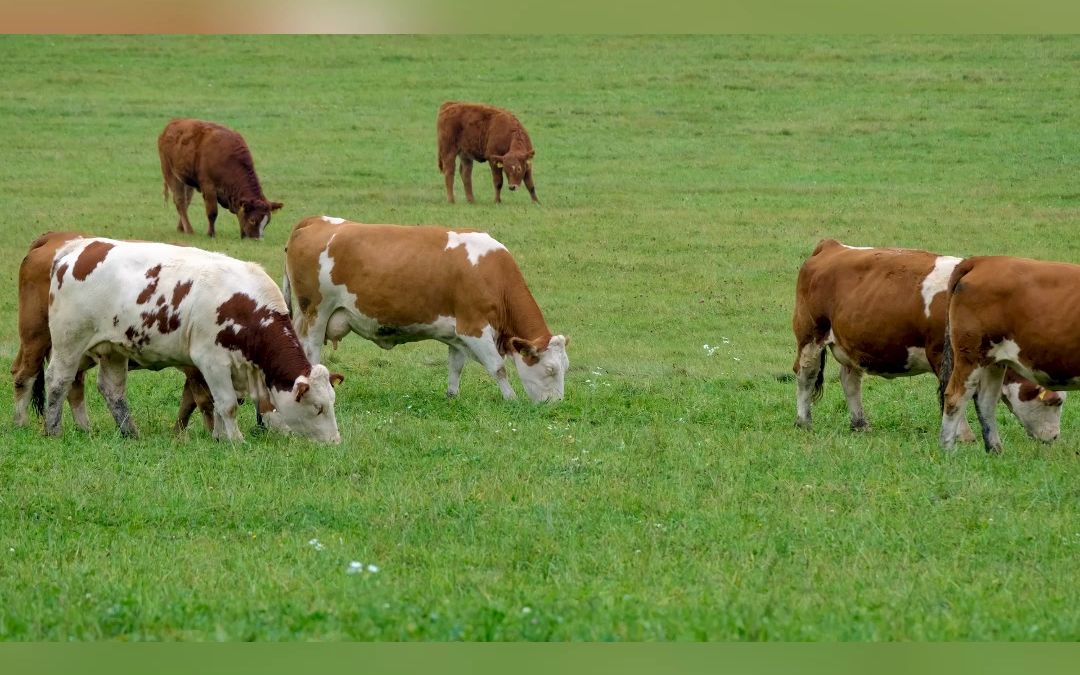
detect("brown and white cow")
[437,101,538,204]
[793,239,1063,440]
[12,231,216,433]
[283,216,569,402]
[158,118,283,239]
[46,238,342,442]
[940,256,1080,453]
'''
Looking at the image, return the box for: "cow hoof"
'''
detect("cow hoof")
[446,390,458,399]
[794,419,812,431]
[850,419,870,432]
[986,444,1004,455]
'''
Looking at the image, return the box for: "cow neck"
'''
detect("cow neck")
[496,277,552,355]
[223,155,266,212]
[507,127,531,153]
[254,314,312,392]
[218,296,312,392]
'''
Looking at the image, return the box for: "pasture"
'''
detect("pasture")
[1,35,1079,640]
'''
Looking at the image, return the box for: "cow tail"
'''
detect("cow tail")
[282,248,293,315]
[939,319,953,413]
[813,347,826,403]
[940,258,978,410]
[31,366,46,416]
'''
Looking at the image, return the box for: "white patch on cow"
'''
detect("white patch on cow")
[260,316,273,328]
[920,255,962,317]
[321,216,346,225]
[840,244,873,250]
[987,338,1022,365]
[445,231,506,266]
[258,215,269,238]
[905,347,932,374]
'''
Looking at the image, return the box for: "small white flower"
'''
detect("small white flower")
[347,561,364,574]
[367,564,379,573]
[522,606,532,614]
[308,538,325,551]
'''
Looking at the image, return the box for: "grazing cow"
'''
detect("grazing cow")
[11,231,215,433]
[940,256,1080,453]
[158,118,283,239]
[437,101,538,204]
[46,238,342,443]
[793,239,1062,441]
[283,216,569,402]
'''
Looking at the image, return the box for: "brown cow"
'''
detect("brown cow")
[12,231,216,433]
[793,239,1063,441]
[284,216,568,402]
[940,256,1080,453]
[158,118,283,239]
[437,101,538,204]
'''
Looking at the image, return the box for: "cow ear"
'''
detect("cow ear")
[526,149,535,159]
[294,381,310,402]
[269,201,284,211]
[329,372,345,388]
[509,336,541,360]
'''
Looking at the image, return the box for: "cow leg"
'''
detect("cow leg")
[175,380,197,433]
[459,334,515,400]
[194,362,242,442]
[43,354,81,436]
[794,341,825,430]
[523,169,539,204]
[200,183,218,237]
[940,362,980,450]
[68,369,91,432]
[490,164,504,204]
[171,180,194,234]
[96,354,138,439]
[447,344,469,398]
[974,365,1007,454]
[441,152,457,204]
[460,157,475,204]
[838,364,869,431]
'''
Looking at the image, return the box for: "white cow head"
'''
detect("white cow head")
[510,335,569,402]
[265,365,343,443]
[1001,381,1065,442]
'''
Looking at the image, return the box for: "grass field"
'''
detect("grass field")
[1,35,1079,640]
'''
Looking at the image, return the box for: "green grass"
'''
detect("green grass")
[1,35,1079,640]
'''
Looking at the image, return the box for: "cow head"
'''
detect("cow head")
[509,335,569,402]
[491,150,534,191]
[238,199,284,240]
[264,365,343,443]
[1001,378,1065,442]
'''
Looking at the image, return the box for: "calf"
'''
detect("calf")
[12,231,215,433]
[284,216,569,402]
[941,256,1080,453]
[437,101,538,204]
[793,239,1062,440]
[158,118,283,239]
[46,238,341,443]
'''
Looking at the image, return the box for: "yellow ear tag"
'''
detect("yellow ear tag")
[527,159,532,167]
[496,162,503,168]
[1038,390,1049,401]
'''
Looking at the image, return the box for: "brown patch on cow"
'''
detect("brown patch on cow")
[54,263,69,289]
[1012,377,1064,406]
[171,280,193,309]
[215,292,311,391]
[141,304,181,334]
[136,265,162,304]
[71,241,114,281]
